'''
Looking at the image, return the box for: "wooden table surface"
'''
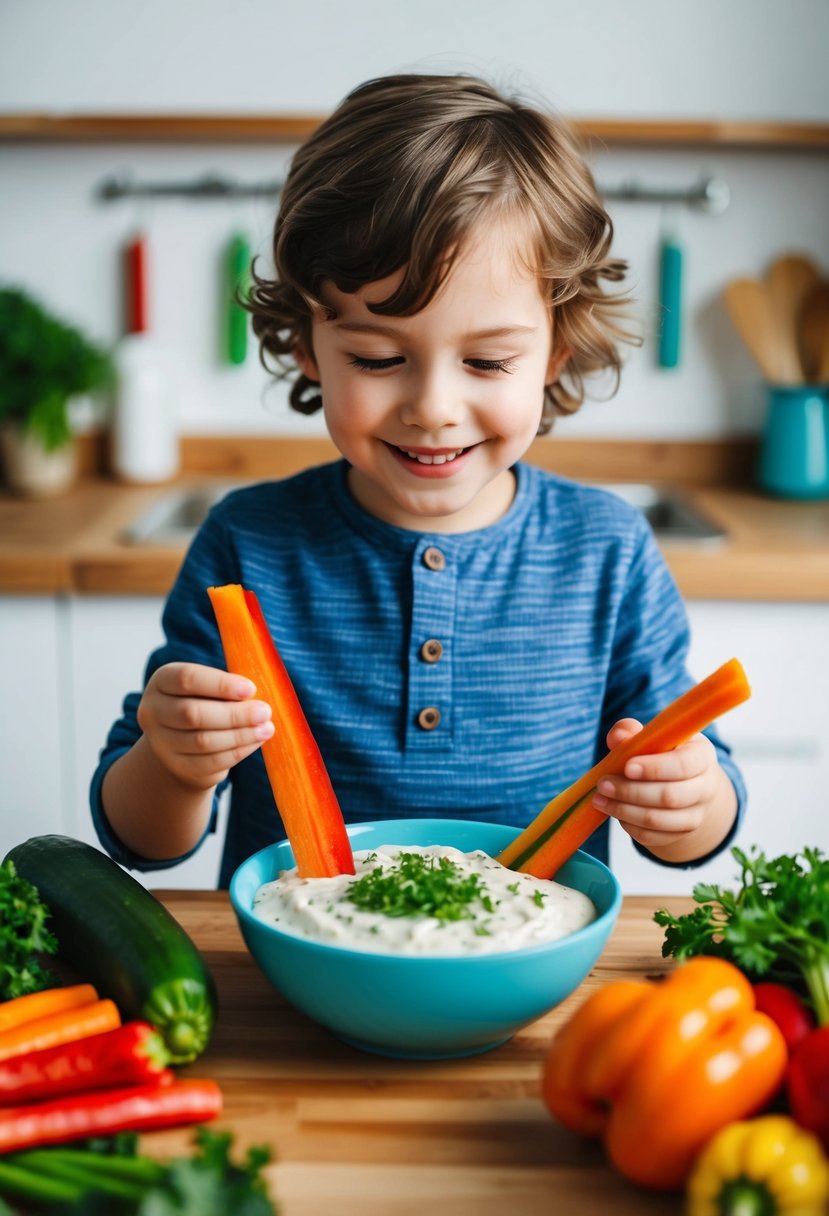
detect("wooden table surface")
[146,890,695,1216]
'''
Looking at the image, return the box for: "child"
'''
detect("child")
[93,73,745,888]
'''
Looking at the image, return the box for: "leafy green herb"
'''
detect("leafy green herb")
[532,890,547,908]
[507,882,520,895]
[0,858,58,1000]
[0,1128,277,1215]
[346,852,495,922]
[654,845,829,1024]
[0,288,114,451]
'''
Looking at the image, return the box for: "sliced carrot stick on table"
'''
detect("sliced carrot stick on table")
[497,657,751,879]
[208,583,355,878]
[0,986,97,1035]
[0,1001,121,1063]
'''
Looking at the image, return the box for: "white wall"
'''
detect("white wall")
[2,0,828,440]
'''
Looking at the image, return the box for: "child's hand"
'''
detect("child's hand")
[591,718,730,854]
[136,662,274,791]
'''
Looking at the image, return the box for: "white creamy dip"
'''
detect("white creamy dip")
[252,844,596,956]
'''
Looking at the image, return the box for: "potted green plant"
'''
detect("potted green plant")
[0,287,114,497]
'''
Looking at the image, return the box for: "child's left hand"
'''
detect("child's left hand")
[591,718,732,855]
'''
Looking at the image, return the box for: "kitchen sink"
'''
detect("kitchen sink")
[122,480,727,546]
[121,484,242,546]
[598,483,727,545]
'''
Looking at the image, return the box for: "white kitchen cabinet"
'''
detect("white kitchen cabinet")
[0,598,67,861]
[66,596,226,890]
[610,602,829,895]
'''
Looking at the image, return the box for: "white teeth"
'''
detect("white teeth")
[401,448,465,465]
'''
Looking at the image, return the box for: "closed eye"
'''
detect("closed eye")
[348,355,404,371]
[466,358,516,373]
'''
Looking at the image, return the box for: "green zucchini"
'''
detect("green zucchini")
[4,835,217,1065]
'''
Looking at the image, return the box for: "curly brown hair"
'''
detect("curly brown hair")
[249,73,637,433]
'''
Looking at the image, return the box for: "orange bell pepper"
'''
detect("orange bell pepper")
[542,957,787,1190]
[208,583,354,879]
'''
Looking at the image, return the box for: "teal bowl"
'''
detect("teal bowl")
[229,819,621,1059]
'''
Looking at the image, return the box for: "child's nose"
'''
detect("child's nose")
[398,365,464,432]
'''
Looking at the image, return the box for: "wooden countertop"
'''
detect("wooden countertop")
[147,889,693,1216]
[1,437,828,600]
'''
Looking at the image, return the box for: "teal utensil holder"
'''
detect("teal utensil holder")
[758,384,829,500]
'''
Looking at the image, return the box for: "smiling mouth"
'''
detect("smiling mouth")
[393,446,469,466]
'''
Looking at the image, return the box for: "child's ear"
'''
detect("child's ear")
[545,343,571,385]
[293,341,320,382]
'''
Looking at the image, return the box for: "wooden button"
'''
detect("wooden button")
[420,638,444,663]
[416,706,441,731]
[422,546,446,571]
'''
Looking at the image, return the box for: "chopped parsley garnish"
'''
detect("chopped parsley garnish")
[345,852,496,922]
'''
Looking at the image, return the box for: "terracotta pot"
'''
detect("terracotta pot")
[0,423,79,498]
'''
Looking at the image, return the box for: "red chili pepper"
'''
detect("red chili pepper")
[788,1026,829,1151]
[0,1079,222,1153]
[753,982,816,1053]
[0,1021,171,1106]
[125,234,149,334]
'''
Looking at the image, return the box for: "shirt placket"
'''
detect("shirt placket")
[405,539,457,753]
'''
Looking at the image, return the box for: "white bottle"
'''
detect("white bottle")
[112,334,178,483]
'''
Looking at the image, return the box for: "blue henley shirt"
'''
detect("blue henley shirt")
[90,459,745,887]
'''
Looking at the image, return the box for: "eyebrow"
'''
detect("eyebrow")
[333,322,538,339]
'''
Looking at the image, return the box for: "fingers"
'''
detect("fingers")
[137,661,275,789]
[151,661,257,702]
[592,733,717,844]
[152,724,273,782]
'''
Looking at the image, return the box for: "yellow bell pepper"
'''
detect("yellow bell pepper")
[542,957,788,1190]
[687,1115,829,1215]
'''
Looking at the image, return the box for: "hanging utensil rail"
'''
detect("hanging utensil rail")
[97,171,730,212]
[97,172,283,200]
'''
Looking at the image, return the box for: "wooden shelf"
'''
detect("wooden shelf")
[1,113,827,150]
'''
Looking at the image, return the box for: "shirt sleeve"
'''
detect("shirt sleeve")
[89,507,240,871]
[600,519,747,869]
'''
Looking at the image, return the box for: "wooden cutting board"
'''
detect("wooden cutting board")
[147,891,694,1216]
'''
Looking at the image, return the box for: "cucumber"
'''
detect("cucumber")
[4,835,217,1065]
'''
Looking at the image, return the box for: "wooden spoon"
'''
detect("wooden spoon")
[765,253,822,383]
[723,278,786,383]
[800,282,829,384]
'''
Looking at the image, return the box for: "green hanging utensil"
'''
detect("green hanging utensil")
[657,225,683,370]
[225,232,251,365]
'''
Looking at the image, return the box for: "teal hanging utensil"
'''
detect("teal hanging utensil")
[225,232,250,365]
[658,234,683,369]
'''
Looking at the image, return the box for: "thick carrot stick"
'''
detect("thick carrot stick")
[0,986,98,1036]
[208,583,355,879]
[0,1001,121,1063]
[497,658,751,879]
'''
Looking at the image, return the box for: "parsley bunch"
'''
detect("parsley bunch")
[346,852,496,922]
[654,846,829,1024]
[0,858,57,1000]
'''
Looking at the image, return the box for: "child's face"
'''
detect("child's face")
[296,216,564,533]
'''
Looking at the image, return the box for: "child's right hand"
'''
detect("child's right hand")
[136,662,274,791]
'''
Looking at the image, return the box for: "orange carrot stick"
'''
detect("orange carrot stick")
[0,985,98,1035]
[0,1000,121,1063]
[497,658,751,879]
[208,583,355,879]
